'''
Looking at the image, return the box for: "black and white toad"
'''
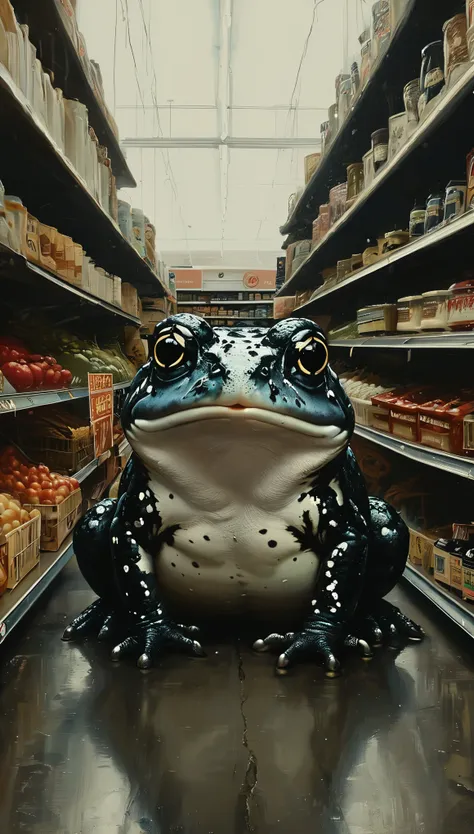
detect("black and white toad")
[65,315,424,675]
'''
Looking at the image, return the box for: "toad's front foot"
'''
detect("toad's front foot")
[63,599,123,643]
[256,620,372,677]
[111,615,205,669]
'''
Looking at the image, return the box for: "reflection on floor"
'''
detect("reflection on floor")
[1,559,474,834]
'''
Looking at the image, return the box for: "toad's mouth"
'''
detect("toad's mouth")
[132,405,347,441]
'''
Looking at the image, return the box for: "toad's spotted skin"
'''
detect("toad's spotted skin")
[65,315,424,674]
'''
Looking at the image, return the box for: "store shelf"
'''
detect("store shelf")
[12,0,135,188]
[330,332,474,350]
[0,242,141,326]
[0,382,130,416]
[0,537,74,645]
[279,0,452,237]
[289,209,474,309]
[404,562,474,639]
[204,316,272,322]
[0,64,166,298]
[177,300,272,306]
[354,425,474,481]
[277,61,474,298]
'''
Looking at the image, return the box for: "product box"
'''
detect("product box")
[433,542,451,587]
[408,528,436,571]
[418,396,474,456]
[121,282,139,317]
[450,554,464,593]
[23,489,82,551]
[0,514,41,591]
[273,296,296,319]
[463,555,474,602]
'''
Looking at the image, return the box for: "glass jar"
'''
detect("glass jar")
[419,41,444,118]
[424,192,444,233]
[371,128,389,172]
[409,201,427,238]
[444,180,467,222]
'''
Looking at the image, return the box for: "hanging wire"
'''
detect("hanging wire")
[135,0,192,263]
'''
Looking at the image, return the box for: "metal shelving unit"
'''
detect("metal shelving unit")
[354,425,474,481]
[178,300,273,306]
[12,0,135,189]
[0,382,130,416]
[278,62,474,298]
[203,316,272,322]
[404,562,474,638]
[0,63,166,297]
[330,333,474,350]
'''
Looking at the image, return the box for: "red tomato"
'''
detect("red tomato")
[2,362,34,392]
[37,464,50,476]
[54,494,65,504]
[12,469,22,479]
[44,356,57,365]
[39,479,53,489]
[14,481,26,493]
[28,481,42,491]
[69,478,80,490]
[28,363,44,388]
[24,488,40,504]
[55,486,70,497]
[39,489,55,502]
[60,368,72,388]
[41,499,53,505]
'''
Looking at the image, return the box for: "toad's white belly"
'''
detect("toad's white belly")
[155,502,320,618]
[129,416,345,619]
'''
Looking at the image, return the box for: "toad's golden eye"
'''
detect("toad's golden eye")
[154,333,185,369]
[296,337,328,376]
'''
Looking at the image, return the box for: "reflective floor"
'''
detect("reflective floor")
[1,560,474,833]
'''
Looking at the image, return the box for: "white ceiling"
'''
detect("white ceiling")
[76,0,370,268]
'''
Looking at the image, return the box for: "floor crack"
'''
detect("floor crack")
[237,641,258,833]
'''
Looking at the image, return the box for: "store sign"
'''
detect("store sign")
[243,270,276,290]
[174,269,203,290]
[88,373,114,458]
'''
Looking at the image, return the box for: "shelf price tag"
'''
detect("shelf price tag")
[88,373,114,458]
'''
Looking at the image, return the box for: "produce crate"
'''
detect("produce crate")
[0,514,41,591]
[20,430,94,475]
[350,396,375,427]
[23,489,82,551]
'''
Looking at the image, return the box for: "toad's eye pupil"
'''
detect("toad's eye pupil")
[154,337,185,369]
[296,338,328,376]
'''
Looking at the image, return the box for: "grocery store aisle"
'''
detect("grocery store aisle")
[1,560,474,834]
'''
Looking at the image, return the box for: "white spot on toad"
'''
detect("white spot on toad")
[381,526,390,537]
[123,565,129,573]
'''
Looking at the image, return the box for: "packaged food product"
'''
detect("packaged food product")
[418,395,474,456]
[444,180,467,222]
[466,148,474,208]
[372,1,391,59]
[328,103,338,145]
[53,232,67,278]
[424,192,444,234]
[362,240,380,266]
[388,112,408,160]
[350,62,360,100]
[447,279,474,330]
[357,304,397,335]
[0,179,11,247]
[396,295,423,332]
[329,183,347,225]
[409,201,426,238]
[38,223,57,271]
[320,121,330,155]
[304,153,320,184]
[468,24,474,63]
[337,258,352,281]
[338,77,352,126]
[371,128,389,172]
[403,78,421,132]
[443,14,469,82]
[359,29,372,88]
[25,214,40,263]
[362,149,375,190]
[418,41,444,119]
[346,163,364,204]
[421,290,452,330]
[382,229,409,253]
[384,387,435,442]
[4,195,27,255]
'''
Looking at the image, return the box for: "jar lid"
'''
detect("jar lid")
[397,295,423,302]
[450,280,474,292]
[371,129,389,140]
[421,290,452,298]
[385,229,408,238]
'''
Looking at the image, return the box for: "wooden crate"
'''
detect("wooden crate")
[0,515,41,591]
[20,431,94,475]
[23,489,82,551]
